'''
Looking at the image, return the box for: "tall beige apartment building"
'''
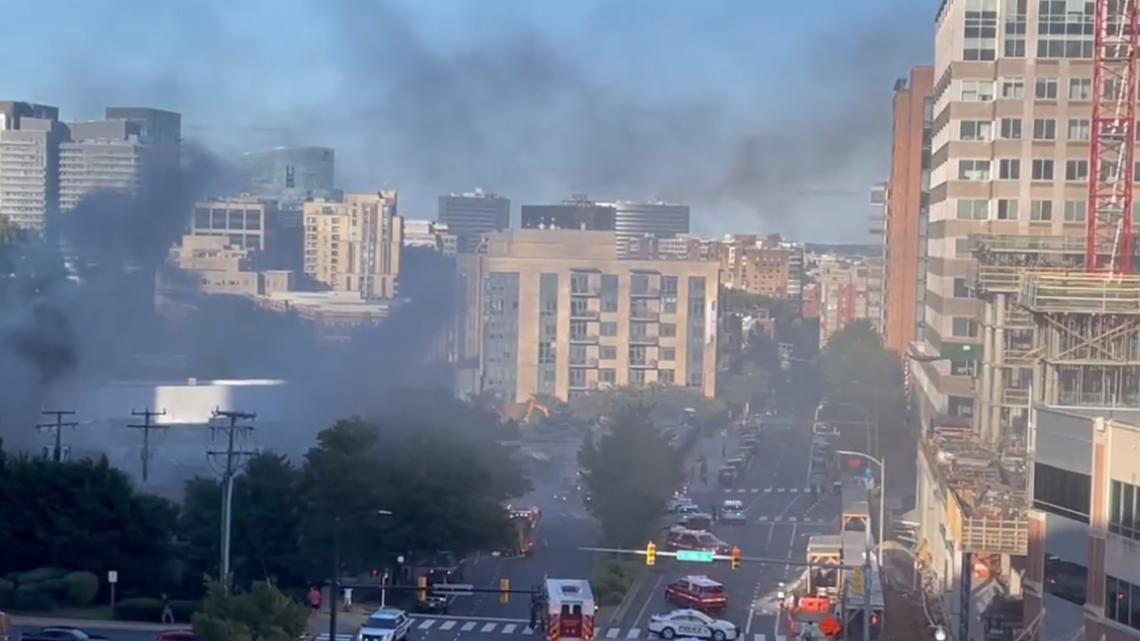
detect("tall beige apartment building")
[302,192,403,300]
[456,230,719,403]
[913,0,1105,433]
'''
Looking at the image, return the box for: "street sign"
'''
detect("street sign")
[676,550,716,563]
[107,571,118,584]
[819,616,841,637]
[431,583,474,596]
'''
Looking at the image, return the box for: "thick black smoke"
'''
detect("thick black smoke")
[0,149,456,451]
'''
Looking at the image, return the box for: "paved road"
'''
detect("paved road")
[613,419,838,641]
[11,623,173,641]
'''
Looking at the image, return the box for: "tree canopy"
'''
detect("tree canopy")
[192,581,308,641]
[578,403,683,546]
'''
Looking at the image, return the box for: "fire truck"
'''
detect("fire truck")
[499,506,540,557]
[542,579,597,641]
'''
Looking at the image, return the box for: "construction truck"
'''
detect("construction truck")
[498,506,540,558]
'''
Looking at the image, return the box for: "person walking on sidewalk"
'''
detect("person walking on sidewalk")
[308,586,322,616]
[161,594,175,624]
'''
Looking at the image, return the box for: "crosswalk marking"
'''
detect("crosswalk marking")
[758,515,769,521]
[607,628,621,638]
[502,624,518,634]
[462,622,478,632]
[789,516,797,522]
[440,620,457,630]
[481,623,497,633]
[398,618,788,640]
[790,487,799,493]
[751,488,760,493]
[523,626,536,635]
[626,628,641,638]
[419,620,436,630]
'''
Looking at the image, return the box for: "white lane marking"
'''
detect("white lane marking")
[803,487,813,493]
[758,515,769,522]
[754,635,766,641]
[788,516,797,523]
[461,622,478,632]
[777,487,785,493]
[764,487,773,493]
[626,628,641,639]
[481,623,498,633]
[607,628,621,639]
[751,488,760,493]
[440,620,457,630]
[502,624,517,634]
[790,487,799,493]
[523,626,537,635]
[418,620,436,630]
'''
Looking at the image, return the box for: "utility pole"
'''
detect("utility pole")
[127,408,167,482]
[207,409,256,589]
[36,410,78,462]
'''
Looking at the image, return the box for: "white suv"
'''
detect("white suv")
[357,607,411,641]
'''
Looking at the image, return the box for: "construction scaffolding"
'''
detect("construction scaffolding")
[920,428,1029,556]
[970,233,1086,446]
[1020,272,1140,408]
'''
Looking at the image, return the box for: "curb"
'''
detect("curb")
[10,616,178,632]
[607,569,650,625]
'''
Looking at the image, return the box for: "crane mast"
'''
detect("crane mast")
[1087,0,1139,274]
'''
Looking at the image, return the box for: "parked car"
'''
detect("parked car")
[664,576,728,613]
[20,628,111,641]
[415,596,450,614]
[156,631,199,641]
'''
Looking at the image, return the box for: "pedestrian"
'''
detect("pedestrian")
[721,442,726,457]
[343,587,353,611]
[308,586,322,616]
[161,594,175,624]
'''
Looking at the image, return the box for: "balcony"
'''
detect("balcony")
[569,358,600,368]
[568,379,599,391]
[571,286,602,297]
[631,311,660,322]
[629,335,659,346]
[629,359,659,369]
[570,309,601,320]
[1001,387,1030,406]
[569,334,599,345]
[630,288,660,298]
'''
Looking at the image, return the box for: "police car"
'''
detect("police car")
[357,607,411,641]
[719,500,747,524]
[647,608,739,641]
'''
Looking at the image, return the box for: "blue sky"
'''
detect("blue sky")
[3,0,935,242]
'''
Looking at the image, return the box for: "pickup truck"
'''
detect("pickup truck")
[20,627,112,641]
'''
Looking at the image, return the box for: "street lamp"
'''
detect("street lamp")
[330,509,394,641]
[934,627,947,641]
[835,450,885,562]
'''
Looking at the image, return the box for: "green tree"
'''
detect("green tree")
[0,455,180,594]
[568,385,724,427]
[578,403,683,546]
[179,453,305,592]
[192,580,308,641]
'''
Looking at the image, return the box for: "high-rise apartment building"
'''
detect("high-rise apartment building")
[403,219,458,256]
[242,147,338,208]
[521,196,616,231]
[455,230,719,402]
[521,196,691,258]
[612,201,690,254]
[438,189,510,253]
[0,101,64,230]
[717,234,797,298]
[302,192,403,299]
[882,67,934,357]
[817,256,879,346]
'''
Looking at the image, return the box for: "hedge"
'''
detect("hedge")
[9,586,56,611]
[63,571,100,606]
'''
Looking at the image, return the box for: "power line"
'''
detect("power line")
[208,409,256,588]
[126,408,168,482]
[36,410,78,462]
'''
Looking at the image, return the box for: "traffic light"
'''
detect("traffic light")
[417,576,427,602]
[500,578,511,604]
[371,568,380,578]
[646,542,657,566]
[730,547,742,570]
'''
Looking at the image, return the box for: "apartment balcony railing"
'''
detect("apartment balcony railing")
[569,335,599,345]
[570,309,601,320]
[629,359,659,369]
[630,288,660,298]
[629,335,659,346]
[571,286,602,297]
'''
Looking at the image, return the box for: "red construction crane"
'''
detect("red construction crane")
[1087,0,1139,274]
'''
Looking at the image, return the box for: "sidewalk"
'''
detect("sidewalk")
[308,607,371,635]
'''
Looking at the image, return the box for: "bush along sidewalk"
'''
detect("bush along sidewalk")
[590,557,645,607]
[0,568,101,612]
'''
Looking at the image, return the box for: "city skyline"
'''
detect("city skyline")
[0,0,933,242]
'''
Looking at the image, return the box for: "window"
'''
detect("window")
[1031,200,1053,221]
[1035,77,1059,99]
[1067,119,1090,141]
[601,274,618,312]
[948,395,974,418]
[1037,0,1094,59]
[1064,200,1087,222]
[538,342,556,364]
[1065,159,1089,182]
[658,369,675,385]
[569,344,588,366]
[1000,118,1022,139]
[960,120,993,141]
[630,273,650,296]
[955,237,976,258]
[1000,77,1025,98]
[963,0,998,60]
[959,159,991,180]
[662,296,677,314]
[1004,0,1028,56]
[660,275,678,296]
[1105,575,1140,630]
[1069,78,1092,100]
[1033,118,1056,140]
[957,199,990,220]
[953,278,972,298]
[661,347,676,361]
[1135,160,1140,182]
[660,323,677,337]
[629,369,646,386]
[600,345,617,360]
[1109,480,1140,540]
[1031,159,1054,181]
[568,368,586,388]
[629,345,647,366]
[1044,556,1087,606]
[569,321,589,339]
[962,80,995,101]
[998,158,1021,180]
[951,360,978,376]
[599,368,616,384]
[570,273,589,294]
[997,199,1019,220]
[1033,462,1091,522]
[600,321,617,337]
[952,317,979,338]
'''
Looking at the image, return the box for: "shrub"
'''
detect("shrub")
[34,578,70,602]
[171,599,202,622]
[0,581,13,609]
[16,567,66,586]
[113,597,164,621]
[10,586,56,611]
[62,571,100,606]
